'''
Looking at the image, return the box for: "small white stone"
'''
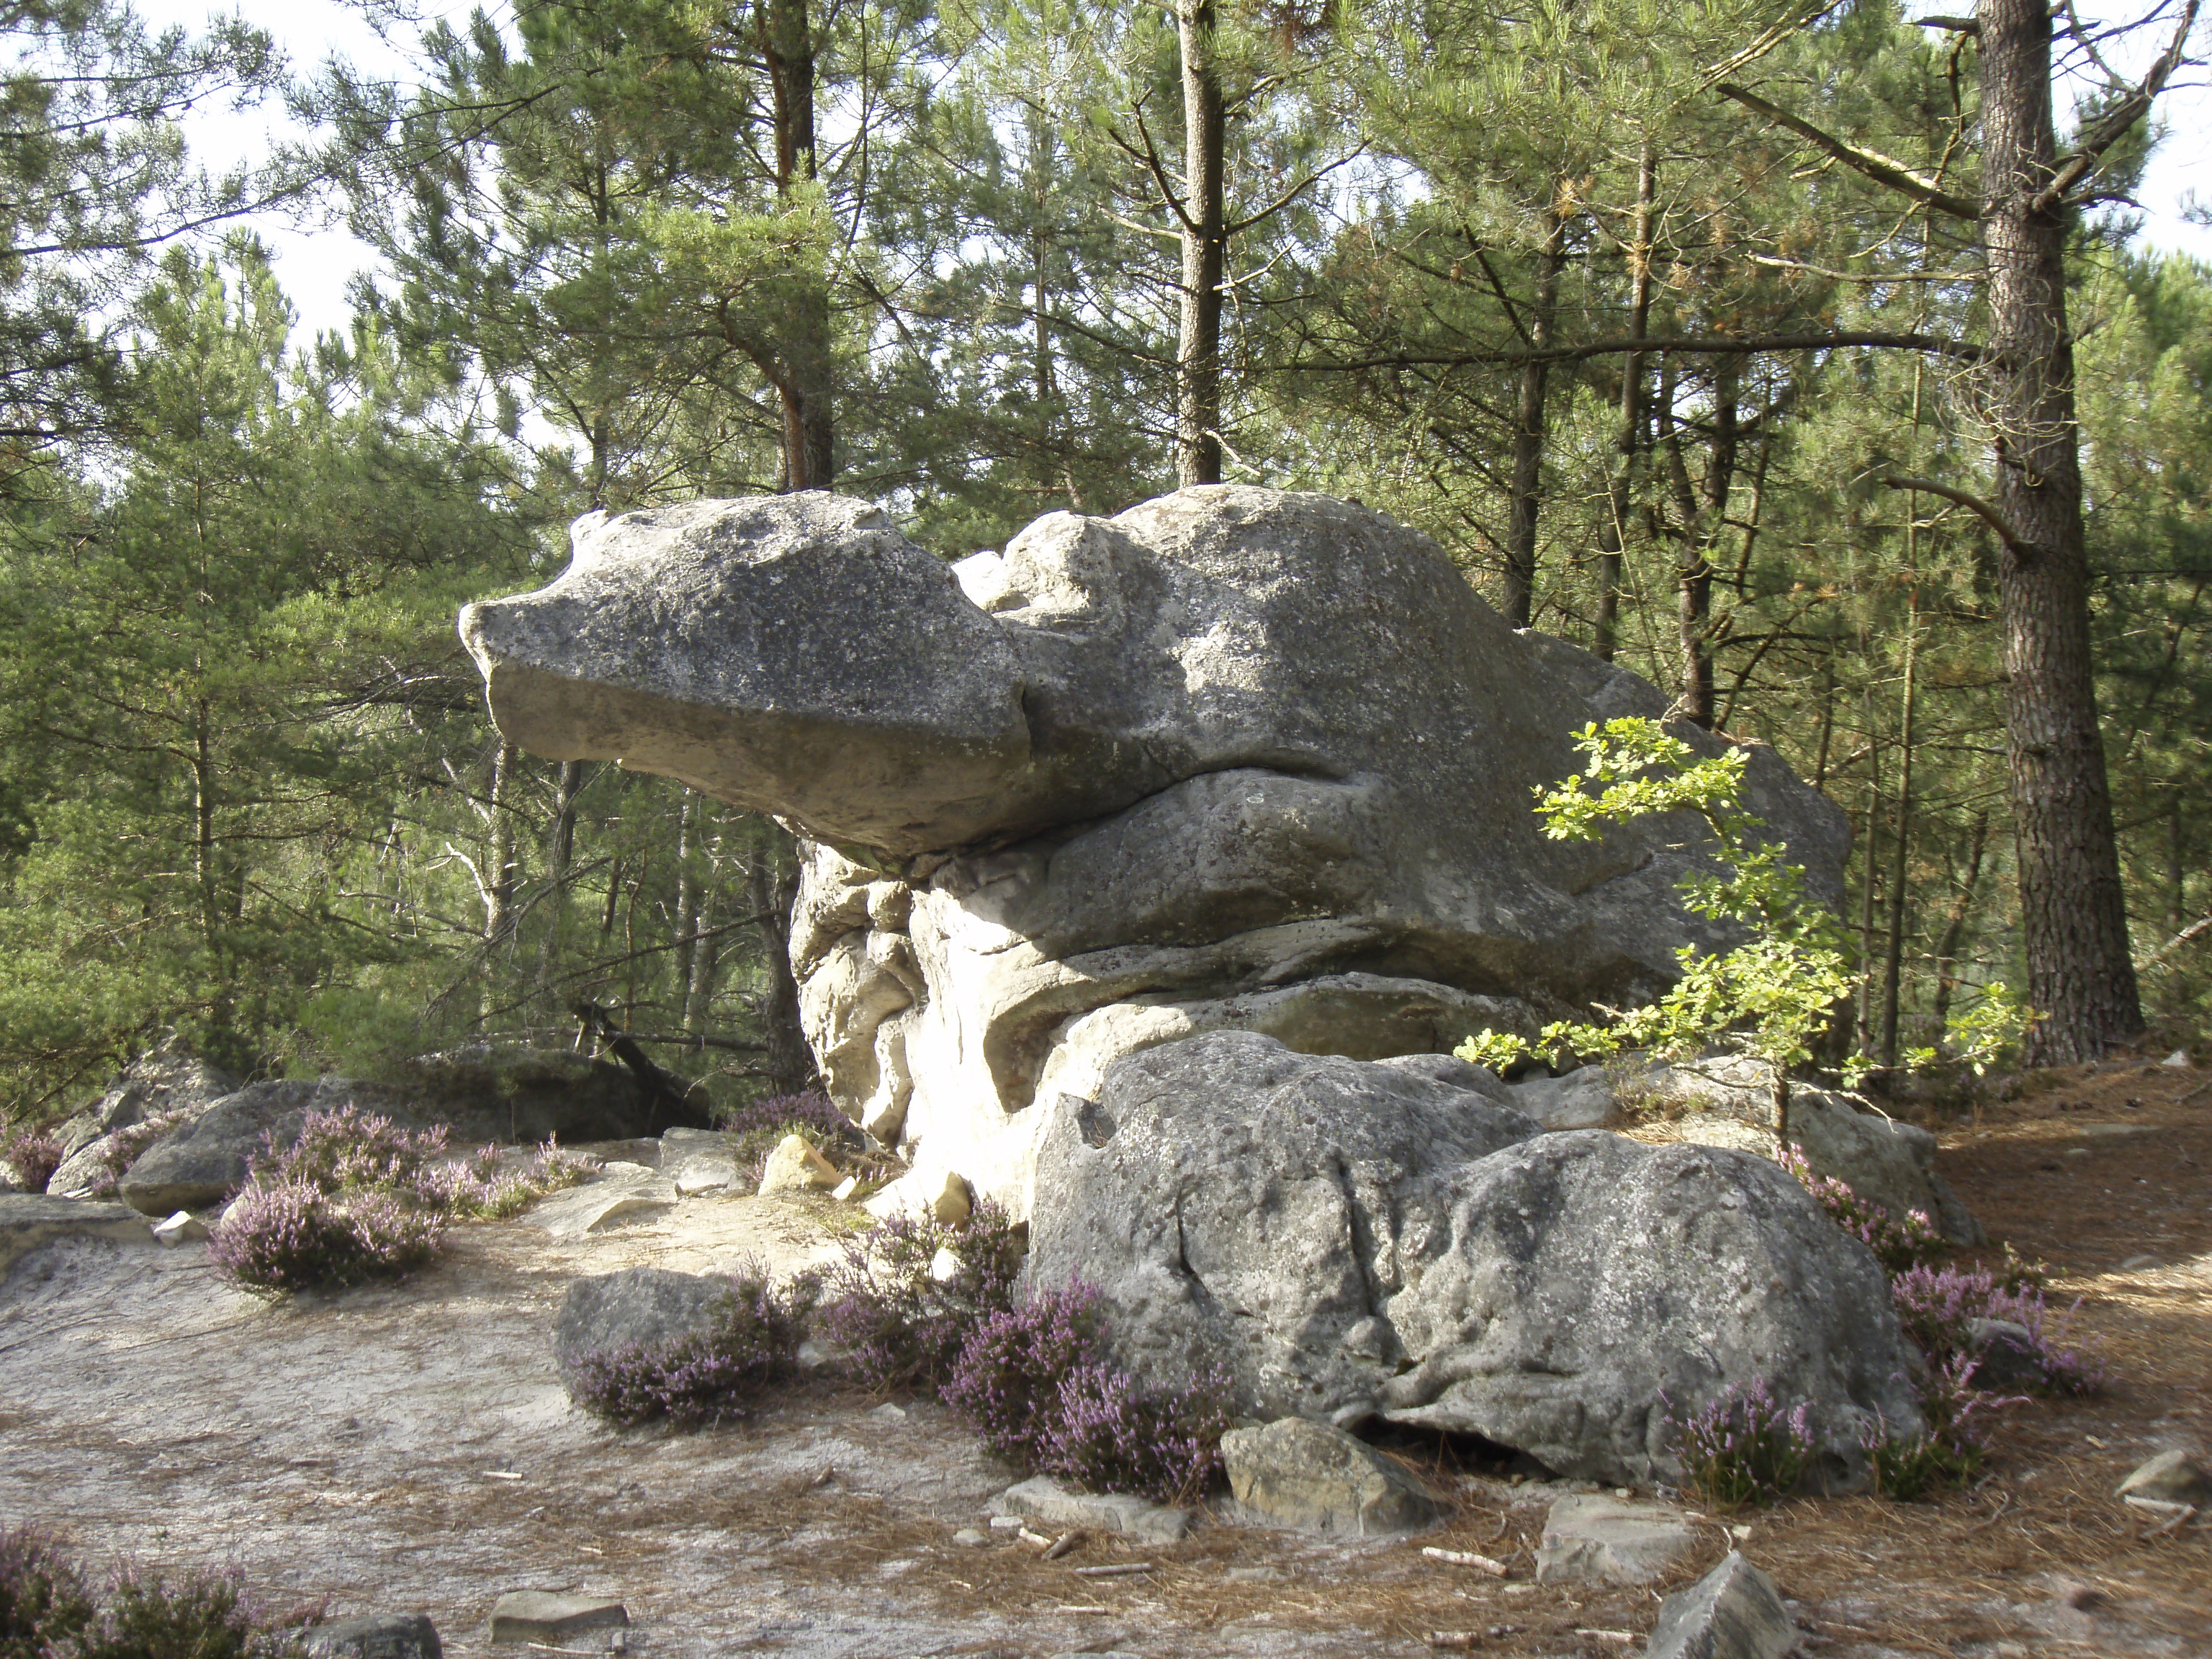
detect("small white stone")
[2164,1049,2193,1068]
[150,1210,208,1246]
[951,1527,990,1547]
[928,1246,961,1282]
[832,1174,861,1202]
[868,1401,909,1423]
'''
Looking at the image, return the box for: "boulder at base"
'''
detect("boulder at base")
[51,1037,240,1161]
[112,1050,714,1216]
[552,1267,732,1398]
[1220,1418,1444,1536]
[1631,1056,1983,1243]
[1025,1033,1921,1488]
[461,487,1846,1213]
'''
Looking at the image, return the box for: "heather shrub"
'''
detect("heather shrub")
[1778,1149,1943,1274]
[569,1266,816,1427]
[716,1088,860,1184]
[1042,1360,1238,1503]
[0,1126,64,1193]
[816,1199,1026,1389]
[208,1179,445,1296]
[78,1563,290,1659]
[0,1524,94,1655]
[940,1283,1236,1501]
[1665,1380,1817,1507]
[942,1285,1107,1466]
[210,1107,592,1298]
[1860,1354,2028,1501]
[1890,1262,2106,1395]
[0,1531,295,1659]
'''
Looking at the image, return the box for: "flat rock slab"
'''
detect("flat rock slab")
[2115,1449,2211,1505]
[0,1194,158,1275]
[303,1612,444,1659]
[1535,1493,1697,1583]
[990,1475,1192,1545]
[487,1591,626,1645]
[1220,1418,1442,1537]
[1647,1551,1796,1659]
[531,1166,676,1239]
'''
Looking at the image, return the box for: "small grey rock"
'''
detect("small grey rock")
[1534,1493,1697,1583]
[2115,1449,2212,1506]
[552,1267,732,1398]
[1506,1066,1619,1131]
[1220,1418,1442,1536]
[991,1475,1192,1545]
[532,1169,677,1239]
[1964,1318,2046,1391]
[950,1528,989,1547]
[486,1592,626,1645]
[1646,1551,1797,1659]
[302,1612,443,1659]
[2119,1254,2165,1272]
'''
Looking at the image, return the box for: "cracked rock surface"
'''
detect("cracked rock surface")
[1025,1033,1923,1488]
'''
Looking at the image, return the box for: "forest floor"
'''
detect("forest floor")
[0,1059,2206,1659]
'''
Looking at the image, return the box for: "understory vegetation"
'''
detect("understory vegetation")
[207,1107,590,1296]
[0,1526,307,1659]
[570,1202,1238,1503]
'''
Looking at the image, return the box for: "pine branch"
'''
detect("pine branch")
[1879,476,2038,557]
[1714,84,1983,220]
[1305,330,1987,373]
[2031,0,2202,214]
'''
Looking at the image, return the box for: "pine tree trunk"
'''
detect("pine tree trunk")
[1932,810,1991,1032]
[1879,606,1918,1066]
[760,0,833,490]
[1502,211,1567,629]
[1594,145,1655,662]
[747,830,814,1092]
[1174,0,1226,488]
[1980,0,2144,1061]
[535,758,589,1004]
[485,740,518,950]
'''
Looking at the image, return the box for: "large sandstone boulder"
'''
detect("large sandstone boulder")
[109,1051,711,1216]
[1025,1033,1922,1488]
[383,1046,712,1144]
[462,487,1847,1208]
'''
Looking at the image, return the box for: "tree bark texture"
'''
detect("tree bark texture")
[1175,0,1226,488]
[1594,144,1656,662]
[747,826,814,1093]
[1502,210,1568,629]
[1979,0,2143,1061]
[758,0,834,490]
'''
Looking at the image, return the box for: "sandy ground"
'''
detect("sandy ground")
[2,1066,2208,1659]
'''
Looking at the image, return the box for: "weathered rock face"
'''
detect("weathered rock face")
[52,1039,240,1161]
[462,487,1847,1207]
[1025,1033,1922,1488]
